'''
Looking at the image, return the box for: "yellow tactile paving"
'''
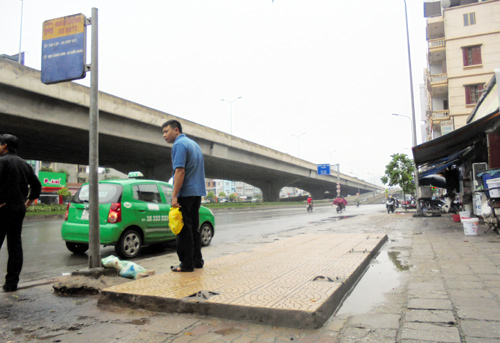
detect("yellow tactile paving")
[99,233,387,328]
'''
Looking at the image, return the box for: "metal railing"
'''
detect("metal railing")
[431,110,450,120]
[429,73,447,83]
[428,38,445,49]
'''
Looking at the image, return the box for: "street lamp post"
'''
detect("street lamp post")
[291,133,306,158]
[18,0,24,64]
[403,0,421,213]
[221,96,242,135]
[392,113,414,147]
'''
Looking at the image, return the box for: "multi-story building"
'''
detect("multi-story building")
[205,178,262,200]
[424,0,500,140]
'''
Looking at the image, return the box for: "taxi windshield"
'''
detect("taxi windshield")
[74,184,122,204]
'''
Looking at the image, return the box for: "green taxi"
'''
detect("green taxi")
[61,172,215,259]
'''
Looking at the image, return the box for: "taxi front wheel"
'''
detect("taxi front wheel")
[116,229,142,259]
[199,223,213,246]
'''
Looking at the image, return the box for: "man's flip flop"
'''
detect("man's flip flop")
[171,265,194,272]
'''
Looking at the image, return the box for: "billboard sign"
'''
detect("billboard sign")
[39,171,67,188]
[41,13,86,84]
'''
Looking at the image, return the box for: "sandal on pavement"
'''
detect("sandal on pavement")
[171,265,194,272]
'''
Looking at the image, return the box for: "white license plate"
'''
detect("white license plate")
[81,209,89,220]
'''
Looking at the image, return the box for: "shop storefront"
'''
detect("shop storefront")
[413,70,500,216]
[38,171,67,205]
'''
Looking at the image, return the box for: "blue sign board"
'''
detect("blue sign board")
[317,164,331,175]
[41,14,86,84]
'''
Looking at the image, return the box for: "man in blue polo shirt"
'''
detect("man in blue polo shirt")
[162,120,206,272]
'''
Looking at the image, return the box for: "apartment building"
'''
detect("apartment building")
[424,0,500,140]
[205,179,262,200]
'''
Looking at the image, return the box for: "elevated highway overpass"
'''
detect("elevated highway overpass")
[0,58,382,201]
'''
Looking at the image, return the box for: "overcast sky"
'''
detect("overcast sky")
[0,0,428,186]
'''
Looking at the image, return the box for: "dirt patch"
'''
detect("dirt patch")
[53,275,131,296]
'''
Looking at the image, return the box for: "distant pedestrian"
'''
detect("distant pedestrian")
[0,134,41,292]
[162,120,206,272]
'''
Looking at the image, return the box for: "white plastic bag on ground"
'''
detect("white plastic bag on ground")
[101,255,123,269]
[119,261,146,279]
[101,255,146,279]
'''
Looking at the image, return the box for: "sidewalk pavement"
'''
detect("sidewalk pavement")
[1,209,500,342]
[98,233,388,329]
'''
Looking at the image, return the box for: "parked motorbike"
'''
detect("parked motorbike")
[386,198,395,213]
[477,171,500,233]
[481,197,500,233]
[440,193,462,214]
[419,193,462,217]
[419,198,444,217]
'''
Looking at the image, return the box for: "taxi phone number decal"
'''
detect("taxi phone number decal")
[145,215,168,222]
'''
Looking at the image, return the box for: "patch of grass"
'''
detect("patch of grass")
[26,204,66,216]
[26,210,66,216]
[204,201,303,209]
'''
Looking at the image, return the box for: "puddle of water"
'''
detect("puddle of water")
[316,215,357,223]
[387,251,411,271]
[336,251,405,315]
[124,318,150,325]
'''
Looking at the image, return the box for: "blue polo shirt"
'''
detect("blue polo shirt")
[171,134,206,197]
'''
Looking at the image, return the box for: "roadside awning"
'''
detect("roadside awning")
[418,146,472,178]
[412,110,500,175]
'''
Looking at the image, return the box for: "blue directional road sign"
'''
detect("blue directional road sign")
[317,164,331,175]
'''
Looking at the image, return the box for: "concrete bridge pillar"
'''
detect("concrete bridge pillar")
[253,180,287,202]
[144,163,171,182]
[310,190,327,200]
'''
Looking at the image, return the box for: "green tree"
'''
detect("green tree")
[57,187,72,203]
[228,193,238,202]
[206,191,215,202]
[218,192,226,198]
[57,187,71,197]
[381,153,415,207]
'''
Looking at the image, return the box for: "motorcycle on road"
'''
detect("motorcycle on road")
[333,197,347,214]
[306,203,313,212]
[386,198,396,214]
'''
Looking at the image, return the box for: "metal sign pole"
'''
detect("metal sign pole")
[88,7,100,268]
[336,163,340,195]
[403,0,421,213]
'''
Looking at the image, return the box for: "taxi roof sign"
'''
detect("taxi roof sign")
[128,171,144,178]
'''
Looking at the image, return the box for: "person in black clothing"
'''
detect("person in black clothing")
[0,134,41,292]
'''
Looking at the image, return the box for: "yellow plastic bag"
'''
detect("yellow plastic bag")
[169,207,184,235]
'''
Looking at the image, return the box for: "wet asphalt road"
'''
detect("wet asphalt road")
[0,204,383,284]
